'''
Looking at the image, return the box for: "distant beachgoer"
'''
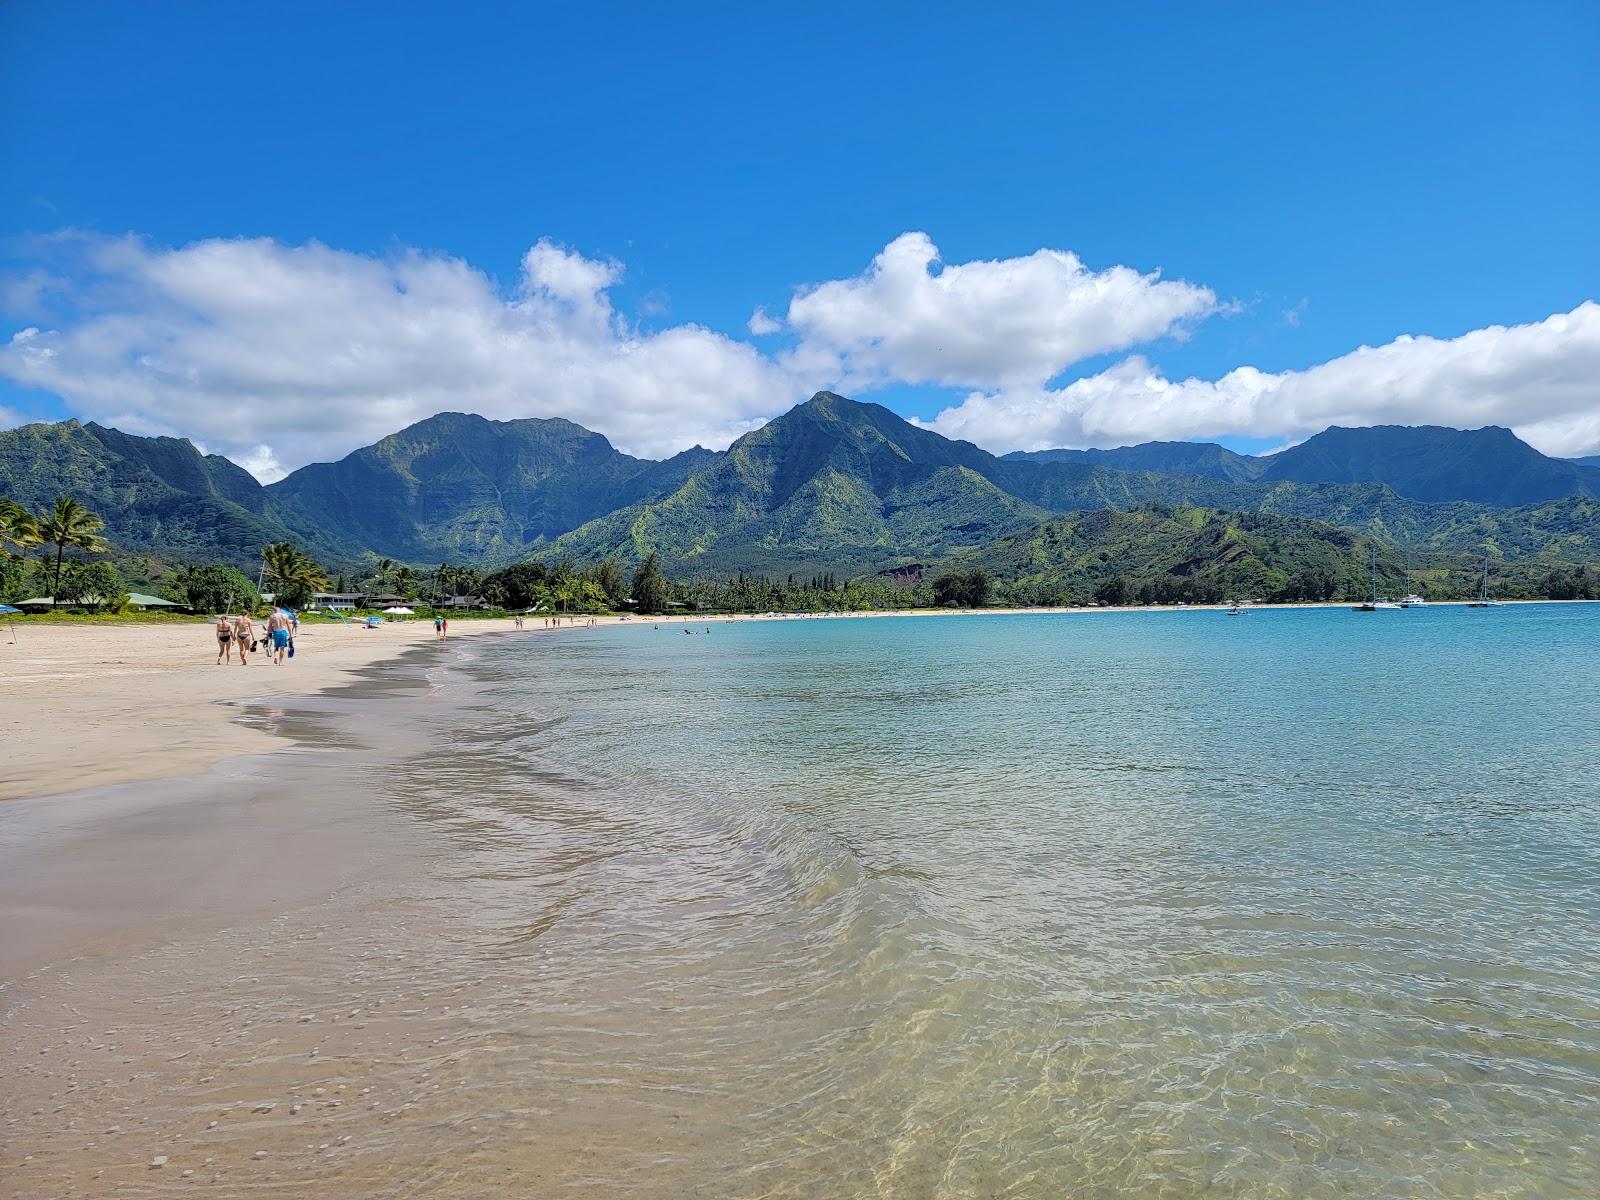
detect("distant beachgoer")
[232,614,254,665]
[434,615,443,640]
[216,614,234,665]
[442,617,449,639]
[267,608,292,665]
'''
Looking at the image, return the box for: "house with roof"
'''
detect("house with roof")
[15,592,188,612]
[308,591,363,611]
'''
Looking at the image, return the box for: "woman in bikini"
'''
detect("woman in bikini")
[216,613,235,665]
[232,613,255,665]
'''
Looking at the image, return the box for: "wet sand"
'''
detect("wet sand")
[0,650,488,1195]
[0,618,524,803]
[0,636,780,1197]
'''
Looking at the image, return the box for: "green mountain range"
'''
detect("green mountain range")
[0,419,300,562]
[1255,424,1600,505]
[961,505,1385,603]
[269,411,714,563]
[2,394,1598,587]
[1007,424,1600,506]
[1002,441,1262,482]
[546,395,1600,575]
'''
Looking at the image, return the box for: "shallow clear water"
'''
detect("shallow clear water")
[6,606,1598,1198]
[421,606,1600,1197]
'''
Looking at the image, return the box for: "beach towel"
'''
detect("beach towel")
[288,638,295,659]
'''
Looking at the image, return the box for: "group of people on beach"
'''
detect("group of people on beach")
[215,608,297,666]
[509,615,599,630]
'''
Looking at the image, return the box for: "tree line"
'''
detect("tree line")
[0,495,126,610]
[7,493,1600,615]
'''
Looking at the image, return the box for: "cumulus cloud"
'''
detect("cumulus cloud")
[0,234,798,476]
[2,229,1596,479]
[778,231,1218,390]
[924,301,1600,457]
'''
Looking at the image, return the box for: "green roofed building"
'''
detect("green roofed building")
[15,593,186,611]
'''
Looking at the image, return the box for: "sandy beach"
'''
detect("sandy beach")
[0,617,528,803]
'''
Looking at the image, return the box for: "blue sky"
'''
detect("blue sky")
[2,2,1597,474]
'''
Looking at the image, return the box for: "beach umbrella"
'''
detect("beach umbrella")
[0,603,17,644]
[382,606,414,615]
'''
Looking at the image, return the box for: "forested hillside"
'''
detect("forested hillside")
[4,395,1599,583]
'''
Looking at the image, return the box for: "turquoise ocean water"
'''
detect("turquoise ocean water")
[415,604,1600,1197]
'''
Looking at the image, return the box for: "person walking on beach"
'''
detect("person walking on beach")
[434,614,443,640]
[441,616,449,639]
[216,613,235,665]
[232,613,255,666]
[266,607,292,665]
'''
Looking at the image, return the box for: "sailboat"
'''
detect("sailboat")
[1353,546,1399,611]
[1466,557,1502,607]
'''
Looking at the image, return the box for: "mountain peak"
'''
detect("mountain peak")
[1259,422,1594,505]
[802,390,855,408]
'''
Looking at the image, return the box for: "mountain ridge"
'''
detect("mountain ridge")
[3,396,1599,576]
[1006,424,1600,506]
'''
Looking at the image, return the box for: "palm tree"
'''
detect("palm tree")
[261,541,331,608]
[0,498,40,556]
[37,496,107,599]
[371,557,395,590]
[392,564,417,598]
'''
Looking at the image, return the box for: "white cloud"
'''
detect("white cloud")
[3,229,1596,479]
[235,444,288,484]
[1,234,800,477]
[780,231,1218,391]
[925,302,1600,458]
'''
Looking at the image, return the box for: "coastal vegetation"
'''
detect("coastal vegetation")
[2,394,1599,613]
[3,487,1598,616]
[0,493,122,608]
[260,541,331,609]
[38,496,108,598]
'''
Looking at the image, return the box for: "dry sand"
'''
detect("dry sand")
[0,617,525,802]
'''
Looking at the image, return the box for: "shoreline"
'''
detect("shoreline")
[3,598,1583,803]
[3,600,1596,1196]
